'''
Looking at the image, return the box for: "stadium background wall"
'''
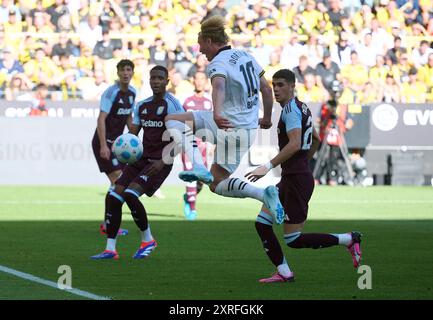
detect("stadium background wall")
[0,101,432,185]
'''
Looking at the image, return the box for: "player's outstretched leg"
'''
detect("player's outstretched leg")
[91,191,124,260]
[284,230,363,268]
[255,211,294,283]
[99,187,129,236]
[214,177,285,224]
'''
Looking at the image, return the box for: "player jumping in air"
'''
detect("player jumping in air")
[165,15,285,224]
[181,71,213,220]
[245,69,362,282]
[92,59,136,237]
[91,65,184,260]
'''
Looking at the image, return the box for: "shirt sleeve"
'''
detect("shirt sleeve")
[207,60,227,80]
[132,101,141,126]
[99,86,117,113]
[166,95,185,114]
[281,102,302,132]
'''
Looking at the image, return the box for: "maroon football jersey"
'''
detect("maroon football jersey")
[278,97,313,176]
[133,92,184,159]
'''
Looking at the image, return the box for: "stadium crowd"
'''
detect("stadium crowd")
[0,0,432,105]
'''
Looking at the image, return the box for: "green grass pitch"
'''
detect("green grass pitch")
[0,185,432,300]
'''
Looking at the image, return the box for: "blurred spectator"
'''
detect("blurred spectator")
[204,0,228,20]
[51,32,79,63]
[77,69,109,101]
[26,0,44,29]
[411,40,433,68]
[167,69,194,104]
[23,47,58,88]
[340,51,369,93]
[327,0,349,28]
[77,15,102,49]
[418,53,433,93]
[315,49,341,96]
[401,66,427,102]
[46,0,70,32]
[0,47,24,84]
[356,32,381,67]
[264,49,283,83]
[28,83,49,116]
[330,32,353,67]
[293,55,316,84]
[296,73,329,103]
[93,30,122,60]
[305,33,324,67]
[369,55,389,86]
[377,73,401,102]
[281,33,305,70]
[172,35,194,79]
[249,34,273,68]
[386,36,408,64]
[394,52,412,84]
[187,53,208,80]
[149,37,170,69]
[4,73,34,101]
[0,0,21,24]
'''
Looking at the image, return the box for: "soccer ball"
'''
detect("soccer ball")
[112,133,143,164]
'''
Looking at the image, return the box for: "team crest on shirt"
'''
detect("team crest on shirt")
[141,108,148,115]
[204,101,212,110]
[156,106,165,115]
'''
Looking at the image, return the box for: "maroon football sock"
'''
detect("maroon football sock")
[106,194,123,239]
[186,186,197,210]
[255,222,285,267]
[287,233,339,249]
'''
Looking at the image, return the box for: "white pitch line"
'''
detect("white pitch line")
[0,265,111,300]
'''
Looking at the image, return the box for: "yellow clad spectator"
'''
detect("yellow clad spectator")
[340,51,369,90]
[377,73,401,103]
[394,53,413,85]
[376,0,405,27]
[296,73,328,103]
[418,53,433,91]
[369,55,389,86]
[76,45,94,77]
[359,82,379,104]
[401,67,427,103]
[23,47,58,86]
[352,5,374,32]
[301,0,323,34]
[264,50,284,85]
[183,14,202,47]
[260,19,290,47]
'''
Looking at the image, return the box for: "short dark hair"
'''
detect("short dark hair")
[116,59,134,71]
[150,65,169,77]
[273,69,296,84]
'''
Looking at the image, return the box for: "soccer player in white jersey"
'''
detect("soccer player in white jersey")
[165,15,285,224]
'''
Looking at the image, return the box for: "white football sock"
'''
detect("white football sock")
[331,233,352,246]
[215,178,264,202]
[106,238,116,252]
[141,226,153,242]
[277,258,292,277]
[166,120,205,169]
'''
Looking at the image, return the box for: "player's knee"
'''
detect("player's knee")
[284,231,302,248]
[123,188,141,204]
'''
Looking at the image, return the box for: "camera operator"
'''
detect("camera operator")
[313,81,354,185]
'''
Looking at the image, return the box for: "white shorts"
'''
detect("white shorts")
[193,111,257,174]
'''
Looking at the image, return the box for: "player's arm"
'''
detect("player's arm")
[245,128,302,182]
[258,75,274,129]
[307,127,320,160]
[211,76,233,129]
[129,123,141,136]
[96,111,111,160]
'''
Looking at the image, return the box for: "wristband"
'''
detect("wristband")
[264,162,273,170]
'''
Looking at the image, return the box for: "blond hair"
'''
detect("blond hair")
[199,15,229,44]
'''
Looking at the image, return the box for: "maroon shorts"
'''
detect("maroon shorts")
[115,158,173,197]
[92,136,123,174]
[277,173,315,224]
